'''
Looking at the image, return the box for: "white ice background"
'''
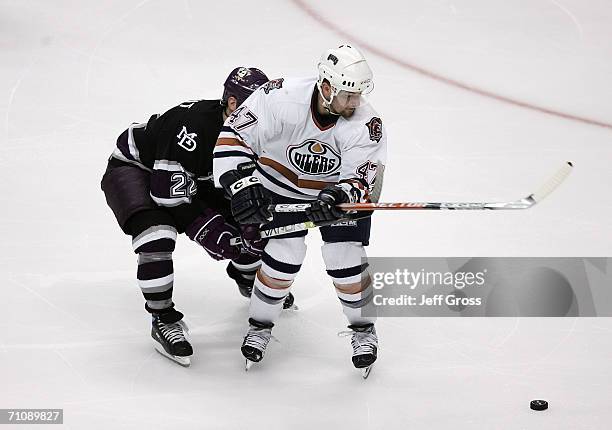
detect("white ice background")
[1,0,611,428]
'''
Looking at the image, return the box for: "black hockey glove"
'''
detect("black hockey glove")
[185,209,241,261]
[305,185,350,225]
[219,170,272,225]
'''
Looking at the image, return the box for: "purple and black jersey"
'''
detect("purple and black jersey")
[109,99,230,231]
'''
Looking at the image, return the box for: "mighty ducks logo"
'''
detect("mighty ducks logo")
[287,140,341,175]
[236,67,250,79]
[365,117,383,143]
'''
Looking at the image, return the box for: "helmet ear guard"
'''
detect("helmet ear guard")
[316,78,337,114]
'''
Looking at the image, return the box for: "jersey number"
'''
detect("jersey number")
[179,100,201,109]
[170,173,197,197]
[227,106,258,131]
[356,161,377,186]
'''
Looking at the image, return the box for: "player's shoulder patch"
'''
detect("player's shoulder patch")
[262,78,284,94]
[365,117,383,143]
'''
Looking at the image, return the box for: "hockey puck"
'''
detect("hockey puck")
[530,400,548,411]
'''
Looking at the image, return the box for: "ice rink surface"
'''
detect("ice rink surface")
[1,0,611,428]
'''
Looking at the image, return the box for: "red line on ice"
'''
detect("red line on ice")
[291,0,612,131]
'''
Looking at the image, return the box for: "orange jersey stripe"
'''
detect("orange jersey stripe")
[259,157,336,190]
[216,137,250,149]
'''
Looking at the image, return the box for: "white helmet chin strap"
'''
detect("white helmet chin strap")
[316,81,341,116]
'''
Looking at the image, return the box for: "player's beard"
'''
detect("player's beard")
[330,99,358,118]
[324,98,357,118]
[339,107,356,118]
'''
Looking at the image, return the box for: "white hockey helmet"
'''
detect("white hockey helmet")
[317,44,373,108]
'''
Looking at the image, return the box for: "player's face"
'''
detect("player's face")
[223,96,239,121]
[331,90,363,118]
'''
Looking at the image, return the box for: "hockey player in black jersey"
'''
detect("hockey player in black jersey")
[101,67,291,366]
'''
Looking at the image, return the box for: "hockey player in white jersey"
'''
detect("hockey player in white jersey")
[213,45,387,376]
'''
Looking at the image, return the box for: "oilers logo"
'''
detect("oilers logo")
[287,139,341,175]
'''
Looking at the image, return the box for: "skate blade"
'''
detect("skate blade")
[284,304,299,311]
[361,364,373,379]
[153,342,191,367]
[245,359,256,371]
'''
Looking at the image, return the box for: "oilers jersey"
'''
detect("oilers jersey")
[213,77,387,201]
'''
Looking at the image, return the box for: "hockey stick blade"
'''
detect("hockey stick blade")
[529,161,573,203]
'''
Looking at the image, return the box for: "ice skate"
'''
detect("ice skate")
[281,291,298,310]
[226,262,255,298]
[151,309,193,367]
[340,323,378,379]
[241,318,274,370]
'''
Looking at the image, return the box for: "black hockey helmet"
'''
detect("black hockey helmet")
[221,67,269,107]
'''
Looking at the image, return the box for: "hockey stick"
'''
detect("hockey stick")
[229,162,572,244]
[229,215,369,246]
[230,220,315,246]
[271,161,573,212]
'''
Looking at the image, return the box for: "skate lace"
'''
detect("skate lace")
[244,327,273,351]
[158,321,187,345]
[338,328,377,355]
